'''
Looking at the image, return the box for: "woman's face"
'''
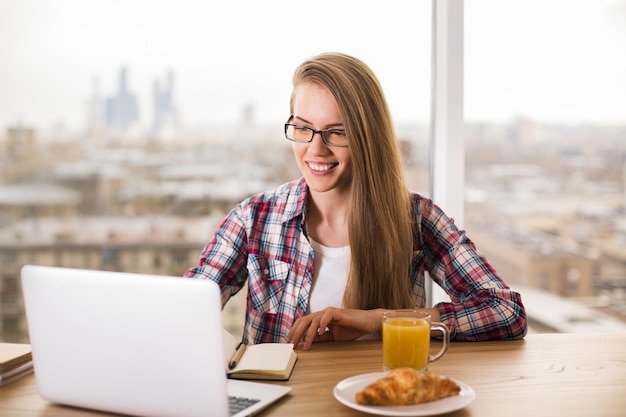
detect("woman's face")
[291,82,353,197]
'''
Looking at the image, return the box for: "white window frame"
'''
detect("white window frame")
[428,0,464,306]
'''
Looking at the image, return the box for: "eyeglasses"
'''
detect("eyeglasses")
[284,117,349,147]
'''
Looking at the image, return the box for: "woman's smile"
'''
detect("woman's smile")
[307,161,340,174]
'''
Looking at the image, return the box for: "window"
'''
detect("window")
[5,1,623,342]
[0,1,433,342]
[464,1,626,324]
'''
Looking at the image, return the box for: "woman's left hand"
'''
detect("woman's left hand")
[286,307,385,350]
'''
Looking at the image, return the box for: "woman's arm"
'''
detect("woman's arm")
[184,205,249,304]
[286,307,441,350]
[417,197,528,341]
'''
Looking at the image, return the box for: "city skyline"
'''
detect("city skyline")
[1,0,625,133]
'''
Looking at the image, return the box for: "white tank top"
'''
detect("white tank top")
[307,237,350,313]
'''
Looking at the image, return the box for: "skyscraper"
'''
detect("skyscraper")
[85,75,104,138]
[150,71,178,139]
[105,67,139,134]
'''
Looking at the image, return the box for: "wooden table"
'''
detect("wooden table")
[1,333,625,416]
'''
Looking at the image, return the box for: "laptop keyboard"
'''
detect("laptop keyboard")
[229,395,261,416]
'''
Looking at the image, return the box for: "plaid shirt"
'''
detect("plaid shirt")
[185,177,527,344]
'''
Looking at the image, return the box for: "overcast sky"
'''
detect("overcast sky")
[0,0,624,133]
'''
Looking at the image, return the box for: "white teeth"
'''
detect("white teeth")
[308,162,336,172]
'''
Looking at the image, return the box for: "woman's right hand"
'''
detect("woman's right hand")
[286,307,385,350]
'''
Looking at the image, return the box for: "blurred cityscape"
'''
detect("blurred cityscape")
[462,122,626,333]
[1,68,625,342]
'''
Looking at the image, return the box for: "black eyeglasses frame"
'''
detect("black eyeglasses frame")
[283,117,349,148]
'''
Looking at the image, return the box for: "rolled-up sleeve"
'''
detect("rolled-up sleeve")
[184,204,249,305]
[184,178,314,345]
[414,196,528,341]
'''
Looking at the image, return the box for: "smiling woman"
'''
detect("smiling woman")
[184,52,528,349]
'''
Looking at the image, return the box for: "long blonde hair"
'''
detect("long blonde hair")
[291,52,414,310]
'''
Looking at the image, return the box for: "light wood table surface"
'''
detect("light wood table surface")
[1,332,624,417]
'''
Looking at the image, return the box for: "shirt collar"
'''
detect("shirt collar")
[281,177,309,226]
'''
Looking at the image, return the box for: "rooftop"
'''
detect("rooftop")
[0,216,222,247]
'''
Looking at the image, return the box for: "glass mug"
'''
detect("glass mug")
[382,310,450,371]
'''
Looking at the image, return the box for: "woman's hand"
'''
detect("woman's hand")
[287,307,386,350]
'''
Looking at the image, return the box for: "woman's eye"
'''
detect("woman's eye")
[328,130,346,137]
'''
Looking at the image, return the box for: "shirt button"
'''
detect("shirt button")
[263,268,270,275]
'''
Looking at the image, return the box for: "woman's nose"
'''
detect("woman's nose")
[307,131,329,154]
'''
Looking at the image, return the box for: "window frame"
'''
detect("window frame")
[428,0,464,306]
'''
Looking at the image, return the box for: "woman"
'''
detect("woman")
[185,52,527,349]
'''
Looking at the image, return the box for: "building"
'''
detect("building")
[85,76,105,139]
[0,126,41,184]
[0,215,239,343]
[465,221,597,297]
[0,184,81,227]
[2,126,36,160]
[105,68,139,134]
[150,71,178,140]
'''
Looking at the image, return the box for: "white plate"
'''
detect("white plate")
[333,372,475,416]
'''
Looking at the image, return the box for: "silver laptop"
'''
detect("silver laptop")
[20,265,291,417]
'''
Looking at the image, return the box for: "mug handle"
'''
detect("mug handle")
[428,322,450,363]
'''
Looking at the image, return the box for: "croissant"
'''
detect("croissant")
[355,368,461,406]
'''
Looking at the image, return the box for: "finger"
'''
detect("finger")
[317,309,335,334]
[287,318,309,347]
[302,317,324,350]
[286,320,298,343]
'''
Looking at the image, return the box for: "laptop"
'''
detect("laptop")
[20,265,292,417]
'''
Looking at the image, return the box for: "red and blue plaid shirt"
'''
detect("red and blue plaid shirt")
[185,177,527,344]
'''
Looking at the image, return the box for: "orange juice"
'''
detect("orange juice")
[382,317,430,370]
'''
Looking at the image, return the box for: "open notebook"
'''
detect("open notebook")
[20,265,292,417]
